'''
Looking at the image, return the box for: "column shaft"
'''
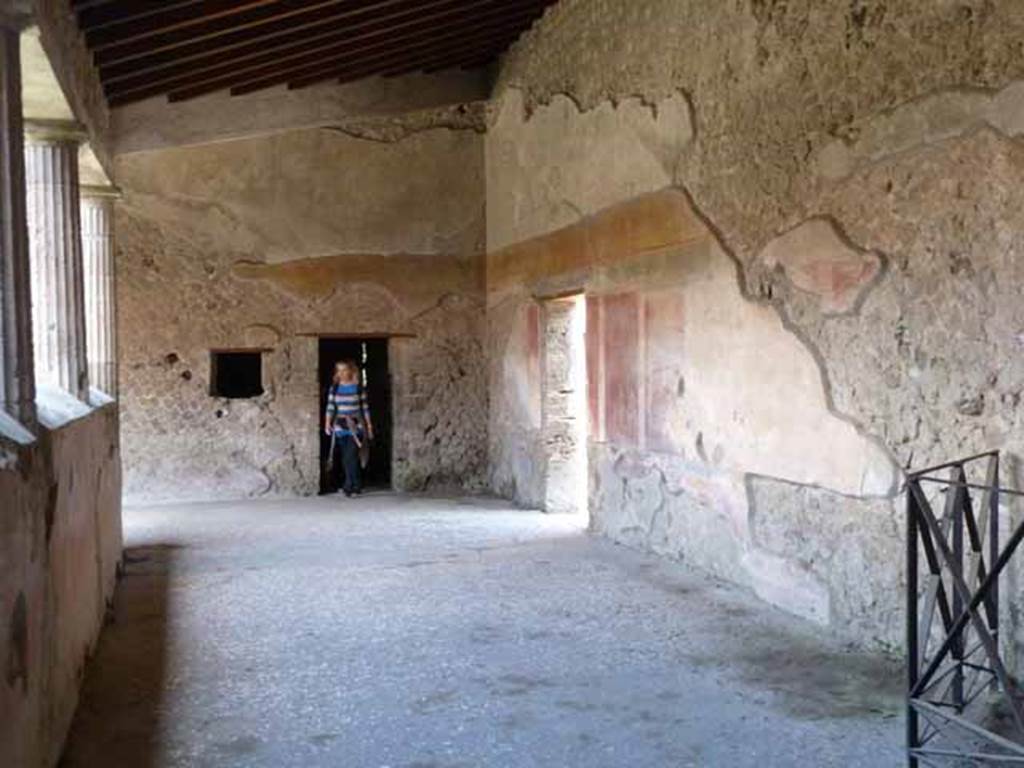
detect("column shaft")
[81,193,116,395]
[25,126,88,399]
[0,26,34,425]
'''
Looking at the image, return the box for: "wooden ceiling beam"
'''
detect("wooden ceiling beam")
[88,0,413,58]
[380,52,493,79]
[100,0,452,81]
[86,0,284,48]
[77,1,206,32]
[104,1,543,101]
[93,0,550,71]
[335,50,493,87]
[102,0,543,91]
[71,0,123,11]
[281,28,522,92]
[79,0,558,106]
[91,0,436,67]
[162,22,521,103]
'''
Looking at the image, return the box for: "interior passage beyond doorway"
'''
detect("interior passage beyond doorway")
[542,294,588,517]
[318,337,392,493]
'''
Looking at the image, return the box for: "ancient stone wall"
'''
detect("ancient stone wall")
[0,402,122,767]
[486,0,1024,648]
[116,125,488,502]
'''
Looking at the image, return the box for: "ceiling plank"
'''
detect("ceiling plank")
[79,0,558,107]
[101,0,545,87]
[340,50,493,86]
[78,1,206,32]
[162,22,522,103]
[88,0,396,56]
[94,0,550,70]
[281,28,523,92]
[105,1,543,101]
[86,0,283,48]
[72,0,123,11]
[386,53,493,79]
[101,0,452,81]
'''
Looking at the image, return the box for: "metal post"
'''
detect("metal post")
[905,451,1024,763]
[990,454,1000,691]
[907,478,920,768]
[952,465,965,711]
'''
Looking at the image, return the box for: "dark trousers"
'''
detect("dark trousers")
[332,434,362,493]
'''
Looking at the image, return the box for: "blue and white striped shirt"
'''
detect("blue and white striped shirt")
[325,383,369,437]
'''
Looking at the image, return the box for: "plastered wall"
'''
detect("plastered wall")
[0,405,122,768]
[486,0,1024,648]
[33,0,115,177]
[116,125,488,502]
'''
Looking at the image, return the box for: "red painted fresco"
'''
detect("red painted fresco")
[644,290,685,454]
[525,302,541,420]
[526,302,540,370]
[586,294,603,441]
[602,292,640,446]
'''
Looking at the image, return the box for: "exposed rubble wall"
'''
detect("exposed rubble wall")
[0,403,122,768]
[486,0,1024,648]
[116,126,487,502]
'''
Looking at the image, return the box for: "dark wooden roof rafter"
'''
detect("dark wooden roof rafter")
[104,0,547,105]
[164,13,532,104]
[99,0,515,82]
[71,0,556,106]
[233,22,523,96]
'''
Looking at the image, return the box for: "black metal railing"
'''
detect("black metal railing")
[906,450,1024,766]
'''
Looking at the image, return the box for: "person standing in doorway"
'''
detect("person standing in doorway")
[324,360,374,497]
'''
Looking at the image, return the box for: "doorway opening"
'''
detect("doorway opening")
[541,294,588,518]
[318,337,392,493]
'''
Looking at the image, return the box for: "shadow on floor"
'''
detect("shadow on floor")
[59,544,178,768]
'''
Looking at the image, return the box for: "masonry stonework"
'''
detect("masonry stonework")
[485,0,1024,648]
[115,125,488,502]
[0,402,121,768]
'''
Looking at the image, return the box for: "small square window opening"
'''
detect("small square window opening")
[210,350,264,398]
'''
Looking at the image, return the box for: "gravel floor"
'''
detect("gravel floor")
[60,493,904,767]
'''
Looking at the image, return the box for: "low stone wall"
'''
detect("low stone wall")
[0,403,122,767]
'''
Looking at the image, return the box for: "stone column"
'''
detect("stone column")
[0,23,34,425]
[25,119,89,400]
[80,185,119,396]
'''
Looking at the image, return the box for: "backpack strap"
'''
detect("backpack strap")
[357,377,369,427]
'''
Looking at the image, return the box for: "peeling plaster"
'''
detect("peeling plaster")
[815,80,1024,181]
[486,88,695,252]
[484,0,1024,648]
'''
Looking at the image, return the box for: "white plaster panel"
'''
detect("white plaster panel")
[116,126,484,264]
[486,88,693,252]
[671,245,895,497]
[815,79,1024,181]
